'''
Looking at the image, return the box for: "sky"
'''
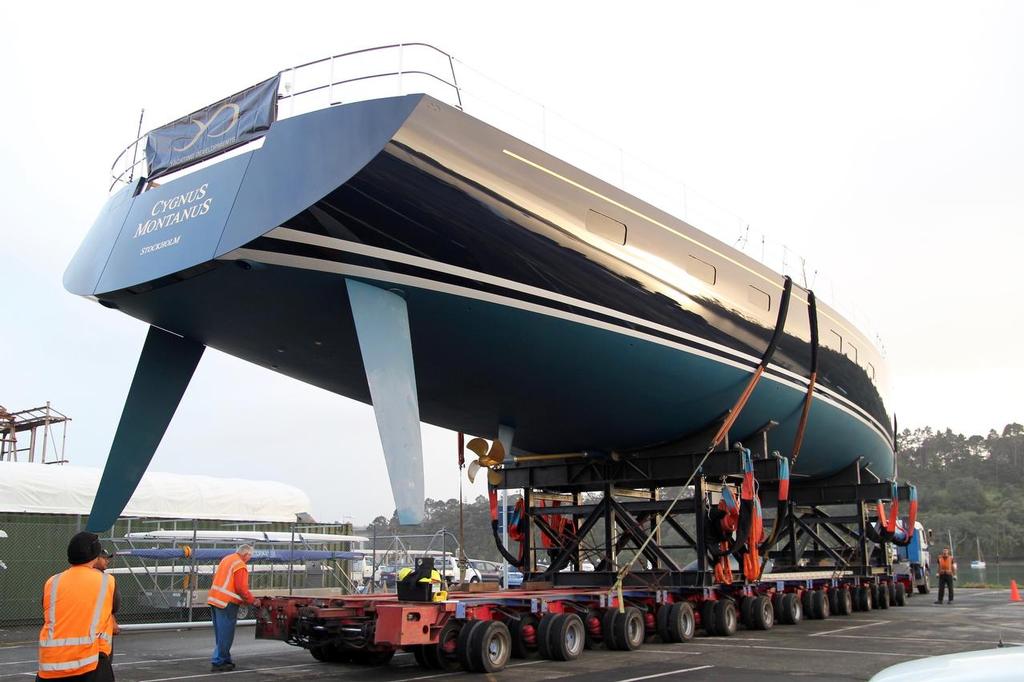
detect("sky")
[2,2,1022,524]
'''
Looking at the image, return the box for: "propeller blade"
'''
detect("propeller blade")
[346,279,424,525]
[467,460,482,484]
[87,326,204,532]
[479,439,506,467]
[465,437,490,459]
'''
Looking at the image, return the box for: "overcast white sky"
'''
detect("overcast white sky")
[2,2,1022,524]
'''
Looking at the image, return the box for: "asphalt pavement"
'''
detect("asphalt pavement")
[2,588,1021,682]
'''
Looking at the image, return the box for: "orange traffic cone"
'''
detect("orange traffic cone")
[1010,580,1021,603]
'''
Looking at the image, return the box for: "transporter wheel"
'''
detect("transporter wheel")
[423,619,461,671]
[349,648,395,666]
[780,593,802,625]
[894,582,907,607]
[411,645,428,668]
[536,614,558,659]
[801,590,815,619]
[456,620,485,671]
[713,599,738,636]
[668,602,696,642]
[510,613,540,659]
[309,645,333,662]
[582,609,603,649]
[612,606,646,651]
[656,604,672,642]
[772,593,786,623]
[877,584,890,610]
[751,596,774,631]
[888,582,897,605]
[739,596,755,629]
[859,586,874,611]
[548,614,586,661]
[851,587,863,612]
[701,601,718,636]
[837,589,853,616]
[828,588,839,616]
[467,620,511,673]
[602,609,619,650]
[812,590,830,620]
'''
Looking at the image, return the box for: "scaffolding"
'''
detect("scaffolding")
[0,401,70,464]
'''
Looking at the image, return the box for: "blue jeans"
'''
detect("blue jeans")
[211,603,239,665]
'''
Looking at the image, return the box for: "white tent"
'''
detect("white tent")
[0,461,311,523]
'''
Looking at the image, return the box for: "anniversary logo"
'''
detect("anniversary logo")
[145,75,279,180]
[134,183,212,255]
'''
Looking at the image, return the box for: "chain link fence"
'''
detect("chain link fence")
[0,512,361,631]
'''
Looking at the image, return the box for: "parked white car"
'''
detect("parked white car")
[870,647,1024,681]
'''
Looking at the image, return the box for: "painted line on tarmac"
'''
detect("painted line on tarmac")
[400,659,548,681]
[810,620,889,636]
[138,662,319,681]
[823,633,1024,646]
[684,641,921,657]
[632,649,703,656]
[614,665,713,682]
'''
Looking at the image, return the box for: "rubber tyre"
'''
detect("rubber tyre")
[751,595,774,631]
[870,584,882,609]
[467,620,511,673]
[656,604,672,642]
[310,645,332,662]
[888,582,897,605]
[739,596,755,629]
[601,609,619,650]
[918,573,930,595]
[424,620,461,671]
[510,613,539,659]
[837,589,853,616]
[772,593,786,623]
[536,614,558,659]
[859,586,873,611]
[456,620,485,671]
[349,649,395,665]
[828,588,840,616]
[801,590,815,619]
[701,601,718,636]
[612,606,645,651]
[713,599,738,636]
[547,613,586,661]
[667,602,696,642]
[851,587,863,612]
[812,590,830,620]
[780,593,802,625]
[877,584,890,610]
[894,582,907,607]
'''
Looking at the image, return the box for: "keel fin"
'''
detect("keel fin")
[87,326,204,531]
[346,279,425,525]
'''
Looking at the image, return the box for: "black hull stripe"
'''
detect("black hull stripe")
[230,238,893,448]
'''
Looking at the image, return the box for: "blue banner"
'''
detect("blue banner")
[145,74,280,179]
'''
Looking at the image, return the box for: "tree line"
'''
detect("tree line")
[898,423,1024,560]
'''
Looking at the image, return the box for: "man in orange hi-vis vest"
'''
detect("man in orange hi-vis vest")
[936,546,956,604]
[208,545,255,672]
[37,532,117,682]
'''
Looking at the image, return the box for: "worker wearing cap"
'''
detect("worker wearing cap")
[37,532,117,681]
[207,545,255,672]
[93,550,121,643]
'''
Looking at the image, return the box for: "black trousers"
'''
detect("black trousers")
[938,574,954,603]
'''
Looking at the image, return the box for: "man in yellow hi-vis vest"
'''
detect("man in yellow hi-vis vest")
[207,545,255,672]
[37,532,117,681]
